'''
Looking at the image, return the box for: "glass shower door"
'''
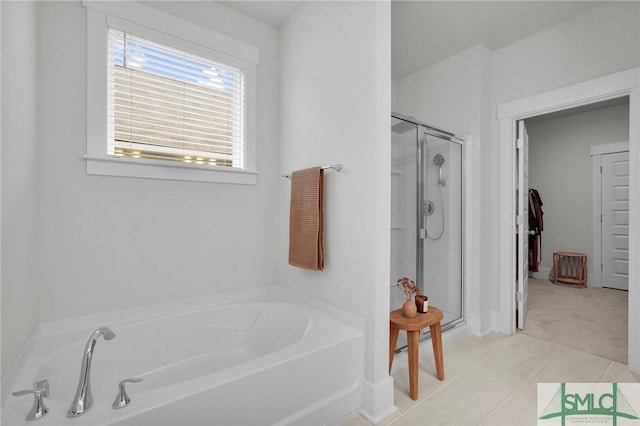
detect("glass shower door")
[419,131,463,330]
[391,114,464,351]
[390,116,418,352]
[391,117,418,317]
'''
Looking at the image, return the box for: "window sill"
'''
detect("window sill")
[85,155,258,185]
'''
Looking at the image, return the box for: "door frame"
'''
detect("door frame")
[591,142,630,289]
[516,120,530,330]
[497,67,640,374]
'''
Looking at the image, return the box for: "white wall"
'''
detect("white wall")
[487,1,640,317]
[2,0,395,417]
[492,2,640,105]
[1,1,40,378]
[1,0,281,377]
[279,2,394,420]
[394,44,492,334]
[393,2,639,333]
[527,102,630,280]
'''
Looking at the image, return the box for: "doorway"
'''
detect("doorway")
[522,97,630,290]
[497,68,640,373]
[513,99,630,362]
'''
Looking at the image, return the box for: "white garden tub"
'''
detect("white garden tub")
[1,286,364,425]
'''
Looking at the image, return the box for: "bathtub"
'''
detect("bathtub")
[1,286,364,425]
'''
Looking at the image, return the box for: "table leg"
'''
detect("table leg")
[430,322,445,381]
[407,330,420,400]
[389,325,399,373]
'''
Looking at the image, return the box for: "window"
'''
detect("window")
[108,29,245,168]
[85,1,258,184]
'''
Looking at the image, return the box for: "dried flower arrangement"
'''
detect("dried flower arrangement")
[396,276,420,301]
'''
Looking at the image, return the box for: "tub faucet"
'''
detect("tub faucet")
[67,327,116,418]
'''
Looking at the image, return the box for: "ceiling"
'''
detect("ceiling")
[218,1,298,27]
[391,1,605,80]
[218,1,606,80]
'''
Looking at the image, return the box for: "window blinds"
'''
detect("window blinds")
[107,29,246,168]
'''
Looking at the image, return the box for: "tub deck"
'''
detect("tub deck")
[1,286,364,426]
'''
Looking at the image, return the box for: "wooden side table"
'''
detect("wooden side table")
[389,306,444,401]
[553,252,587,287]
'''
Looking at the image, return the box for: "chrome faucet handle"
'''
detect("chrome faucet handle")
[112,377,143,409]
[12,379,50,421]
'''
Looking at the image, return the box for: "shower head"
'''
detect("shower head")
[433,154,446,186]
[391,121,416,134]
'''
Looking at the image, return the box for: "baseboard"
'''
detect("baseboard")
[466,312,483,336]
[586,273,599,287]
[359,376,397,424]
[531,267,551,281]
[492,309,512,335]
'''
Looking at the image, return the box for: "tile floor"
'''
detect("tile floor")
[344,332,640,426]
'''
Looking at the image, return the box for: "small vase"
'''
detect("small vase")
[402,299,417,318]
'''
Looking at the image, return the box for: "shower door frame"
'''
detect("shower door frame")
[392,112,467,342]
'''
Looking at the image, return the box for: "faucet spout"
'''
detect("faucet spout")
[67,327,116,418]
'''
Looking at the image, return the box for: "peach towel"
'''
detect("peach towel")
[288,167,324,271]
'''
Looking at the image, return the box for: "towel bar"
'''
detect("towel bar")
[282,164,342,179]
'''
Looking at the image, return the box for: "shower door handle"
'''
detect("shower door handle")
[419,229,426,240]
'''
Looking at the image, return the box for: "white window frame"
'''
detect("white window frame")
[84,1,259,184]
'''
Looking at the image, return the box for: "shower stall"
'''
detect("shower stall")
[391,113,464,350]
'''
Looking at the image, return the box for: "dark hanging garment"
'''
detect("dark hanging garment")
[528,188,544,272]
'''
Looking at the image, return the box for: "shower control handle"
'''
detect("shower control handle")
[424,200,435,217]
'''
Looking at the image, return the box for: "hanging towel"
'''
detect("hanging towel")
[289,167,324,271]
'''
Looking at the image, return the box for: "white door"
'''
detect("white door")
[602,151,630,290]
[516,120,529,329]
